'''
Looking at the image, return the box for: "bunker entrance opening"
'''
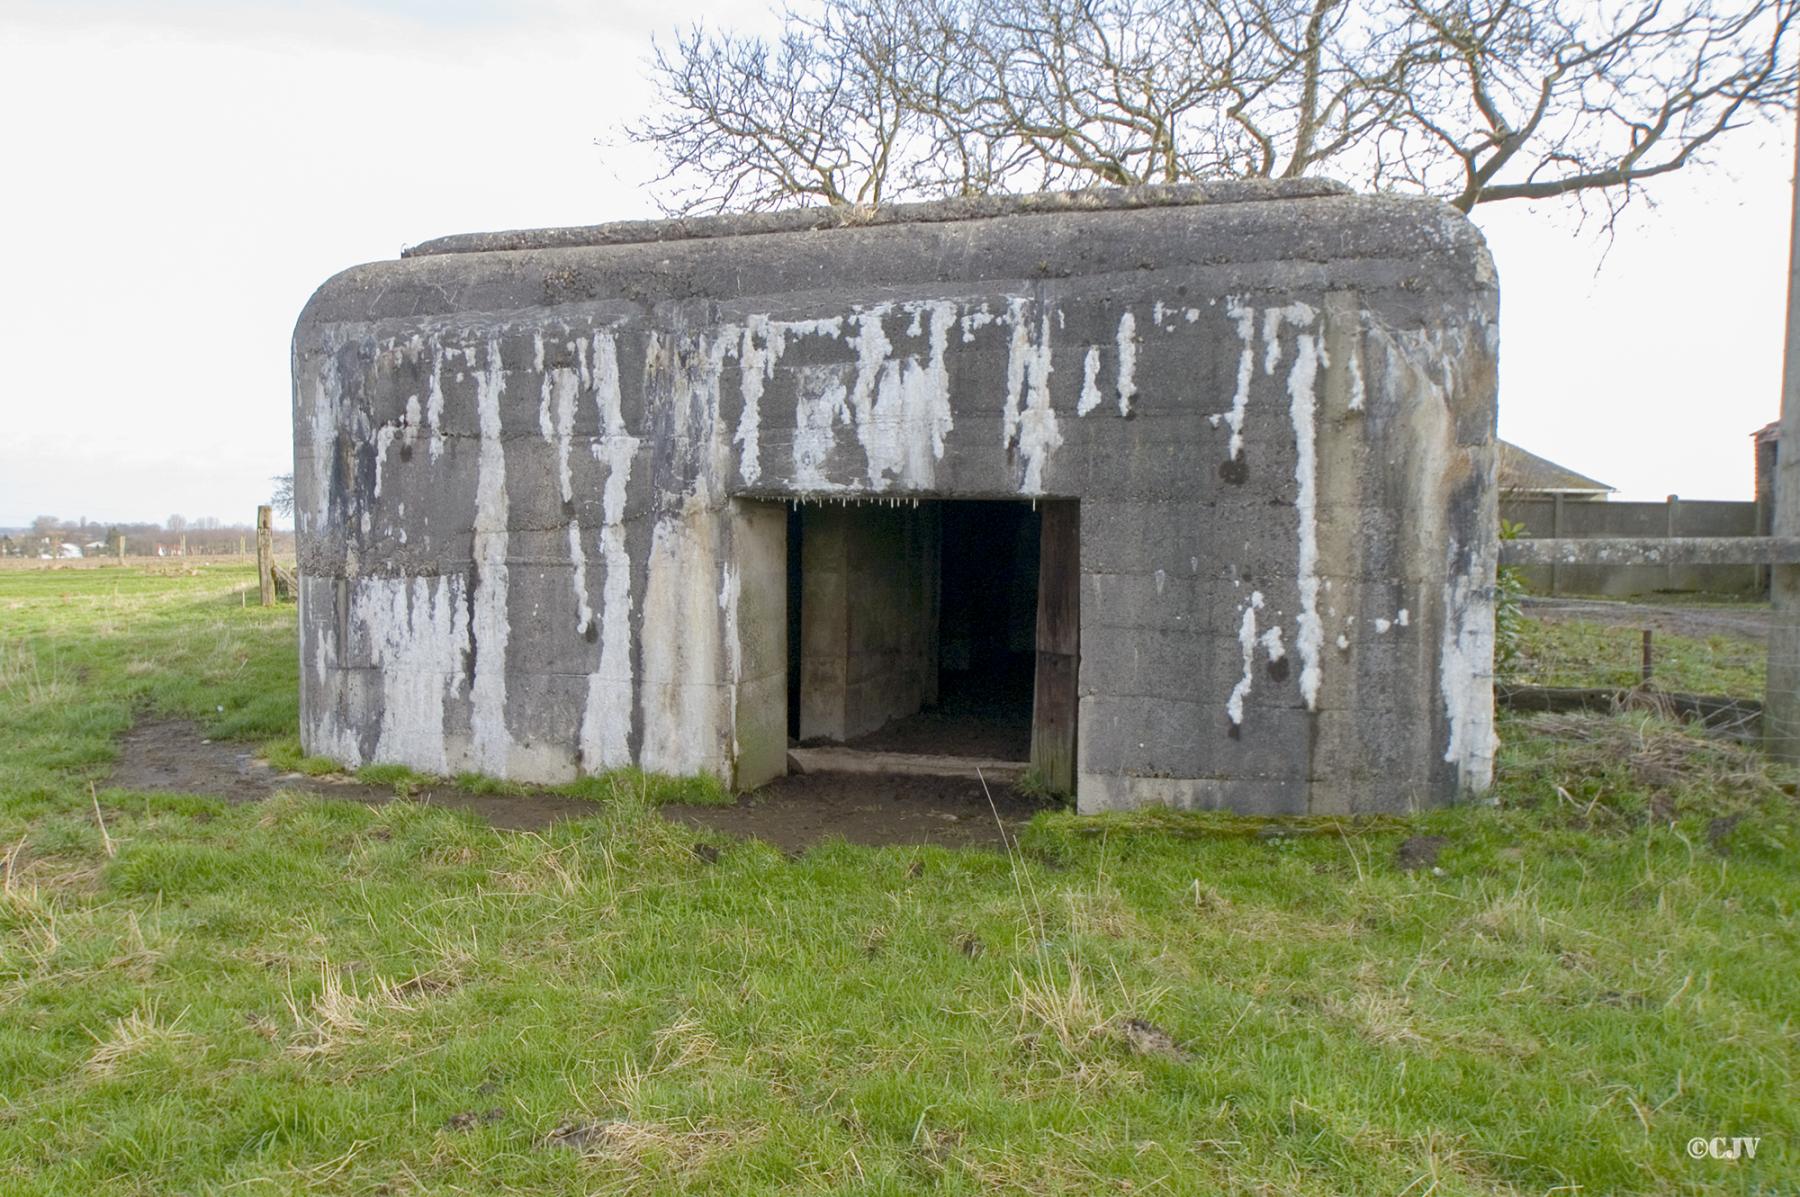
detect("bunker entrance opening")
[773,498,1079,792]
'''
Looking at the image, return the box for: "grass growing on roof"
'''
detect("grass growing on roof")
[0,563,1796,1194]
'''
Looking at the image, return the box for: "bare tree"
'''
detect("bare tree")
[631,0,1796,217]
[631,5,956,212]
[271,473,295,519]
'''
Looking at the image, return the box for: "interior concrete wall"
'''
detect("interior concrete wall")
[799,503,939,743]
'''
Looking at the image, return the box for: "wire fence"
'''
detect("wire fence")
[1504,596,1768,704]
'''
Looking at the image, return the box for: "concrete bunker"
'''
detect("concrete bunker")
[292,181,1499,814]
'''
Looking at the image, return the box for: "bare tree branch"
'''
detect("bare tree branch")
[627,0,1798,219]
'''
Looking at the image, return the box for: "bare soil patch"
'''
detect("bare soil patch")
[110,720,1037,847]
[663,770,1036,852]
[1395,834,1447,872]
[107,719,596,832]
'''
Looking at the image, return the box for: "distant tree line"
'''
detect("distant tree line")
[0,514,294,559]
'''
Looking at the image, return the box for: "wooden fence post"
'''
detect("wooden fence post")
[256,506,275,607]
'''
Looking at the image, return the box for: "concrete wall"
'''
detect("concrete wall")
[798,503,939,742]
[1502,497,1760,596]
[293,182,1498,813]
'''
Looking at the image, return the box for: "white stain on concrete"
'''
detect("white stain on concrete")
[959,304,995,343]
[1003,300,1061,494]
[1215,299,1256,459]
[302,351,343,536]
[541,361,595,638]
[1440,562,1497,792]
[373,425,397,499]
[1286,318,1325,710]
[719,562,742,754]
[1078,346,1103,416]
[352,574,469,774]
[1115,311,1138,416]
[852,302,957,490]
[469,336,516,774]
[1227,590,1265,726]
[426,342,447,461]
[793,365,852,491]
[735,315,774,486]
[639,498,721,776]
[1260,625,1285,661]
[578,331,639,771]
[724,313,847,490]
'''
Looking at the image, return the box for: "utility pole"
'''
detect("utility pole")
[1766,90,1800,761]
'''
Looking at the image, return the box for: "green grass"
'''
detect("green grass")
[2,565,1797,1194]
[1508,617,1766,698]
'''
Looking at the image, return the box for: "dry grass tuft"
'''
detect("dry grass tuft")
[540,1118,750,1172]
[1013,954,1105,1055]
[1323,989,1427,1048]
[1063,878,1144,941]
[1515,712,1789,807]
[1,839,61,963]
[1012,952,1169,1064]
[282,962,425,1057]
[0,639,70,704]
[650,1010,718,1072]
[494,836,589,898]
[86,1001,192,1074]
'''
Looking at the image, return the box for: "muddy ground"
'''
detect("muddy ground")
[662,770,1034,851]
[107,719,596,832]
[107,720,1033,850]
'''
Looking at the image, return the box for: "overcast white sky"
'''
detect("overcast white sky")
[0,0,1792,529]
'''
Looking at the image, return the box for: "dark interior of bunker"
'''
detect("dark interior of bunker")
[787,500,1042,762]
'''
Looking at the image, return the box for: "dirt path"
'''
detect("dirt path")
[108,720,1032,850]
[1523,597,1771,643]
[664,770,1034,851]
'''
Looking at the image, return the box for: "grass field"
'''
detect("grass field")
[1507,618,1766,698]
[1,565,1796,1194]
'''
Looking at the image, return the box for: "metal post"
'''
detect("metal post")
[1766,92,1800,761]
